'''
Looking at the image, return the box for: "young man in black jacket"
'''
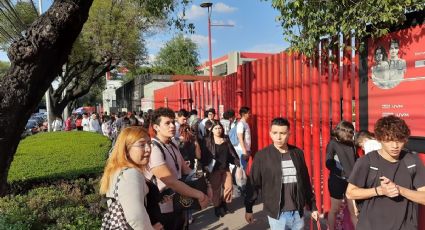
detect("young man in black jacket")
[245,117,318,230]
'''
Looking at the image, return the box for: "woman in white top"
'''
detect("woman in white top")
[100,127,163,230]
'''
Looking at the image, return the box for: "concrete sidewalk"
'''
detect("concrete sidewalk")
[189,196,327,230]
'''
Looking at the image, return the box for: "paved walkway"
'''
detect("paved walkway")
[189,196,327,230]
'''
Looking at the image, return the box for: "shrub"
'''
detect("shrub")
[9,131,110,190]
[2,131,111,228]
[0,178,104,229]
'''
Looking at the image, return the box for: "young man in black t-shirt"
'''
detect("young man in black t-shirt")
[346,115,425,230]
[244,118,318,230]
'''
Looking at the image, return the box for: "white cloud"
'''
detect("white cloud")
[247,43,287,53]
[213,3,237,13]
[212,19,236,26]
[181,5,206,20]
[185,34,216,47]
[147,54,156,64]
[146,38,166,51]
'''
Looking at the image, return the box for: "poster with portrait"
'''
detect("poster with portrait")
[365,14,425,150]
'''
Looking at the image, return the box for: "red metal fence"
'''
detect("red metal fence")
[153,40,425,222]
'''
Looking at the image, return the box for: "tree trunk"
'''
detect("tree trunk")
[0,0,93,196]
[49,63,112,118]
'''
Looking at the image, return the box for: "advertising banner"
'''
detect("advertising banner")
[366,22,425,138]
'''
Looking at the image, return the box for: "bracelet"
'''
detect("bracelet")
[374,186,380,196]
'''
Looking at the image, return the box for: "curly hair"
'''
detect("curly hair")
[374,115,410,142]
[152,107,175,126]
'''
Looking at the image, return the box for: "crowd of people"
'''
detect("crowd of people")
[97,105,425,230]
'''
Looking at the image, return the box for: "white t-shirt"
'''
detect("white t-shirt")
[82,117,90,131]
[52,119,62,131]
[364,139,381,154]
[145,139,184,213]
[236,120,251,152]
[198,118,209,138]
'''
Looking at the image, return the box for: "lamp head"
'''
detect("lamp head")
[200,2,213,8]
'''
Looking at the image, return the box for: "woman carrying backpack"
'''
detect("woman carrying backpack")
[201,120,240,218]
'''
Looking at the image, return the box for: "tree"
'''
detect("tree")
[0,60,9,77]
[47,0,164,119]
[0,0,93,196]
[0,0,192,196]
[155,34,200,75]
[269,0,425,55]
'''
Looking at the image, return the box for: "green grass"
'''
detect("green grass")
[9,131,111,183]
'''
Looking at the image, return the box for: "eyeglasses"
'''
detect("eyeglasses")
[131,142,152,151]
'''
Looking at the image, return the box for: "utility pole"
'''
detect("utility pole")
[39,0,52,132]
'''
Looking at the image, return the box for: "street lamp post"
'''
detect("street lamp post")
[200,2,214,109]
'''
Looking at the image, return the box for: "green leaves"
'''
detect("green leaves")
[267,0,424,56]
[154,33,200,75]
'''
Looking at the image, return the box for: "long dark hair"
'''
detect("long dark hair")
[205,120,226,154]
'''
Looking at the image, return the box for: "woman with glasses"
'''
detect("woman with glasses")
[201,120,240,218]
[100,127,164,230]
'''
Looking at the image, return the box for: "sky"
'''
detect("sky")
[148,0,289,64]
[0,0,289,64]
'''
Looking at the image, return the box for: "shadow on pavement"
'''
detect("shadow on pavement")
[188,195,328,230]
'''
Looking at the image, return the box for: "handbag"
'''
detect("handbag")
[173,170,208,212]
[101,169,130,230]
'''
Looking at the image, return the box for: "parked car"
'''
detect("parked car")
[22,120,39,138]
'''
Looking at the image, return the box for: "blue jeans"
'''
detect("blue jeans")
[267,211,304,230]
[235,147,249,171]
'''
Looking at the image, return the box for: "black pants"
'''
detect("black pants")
[160,211,185,230]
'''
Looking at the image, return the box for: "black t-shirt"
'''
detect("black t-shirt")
[348,151,425,230]
[179,142,196,169]
[326,139,357,178]
[280,152,297,212]
[214,142,230,170]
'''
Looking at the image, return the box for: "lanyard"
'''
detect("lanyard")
[154,138,180,171]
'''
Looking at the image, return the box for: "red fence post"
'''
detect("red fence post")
[311,54,322,213]
[321,40,331,213]
[302,55,312,176]
[257,59,264,149]
[273,54,280,118]
[287,53,295,145]
[331,41,341,127]
[281,52,287,117]
[342,35,353,122]
[295,53,303,149]
[354,39,361,133]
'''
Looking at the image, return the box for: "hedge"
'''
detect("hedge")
[0,131,111,229]
[9,131,111,185]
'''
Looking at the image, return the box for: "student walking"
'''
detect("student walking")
[234,106,251,171]
[145,107,209,230]
[326,121,358,229]
[201,120,240,218]
[244,117,318,230]
[346,115,425,230]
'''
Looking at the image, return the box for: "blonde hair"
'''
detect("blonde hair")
[100,126,150,194]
